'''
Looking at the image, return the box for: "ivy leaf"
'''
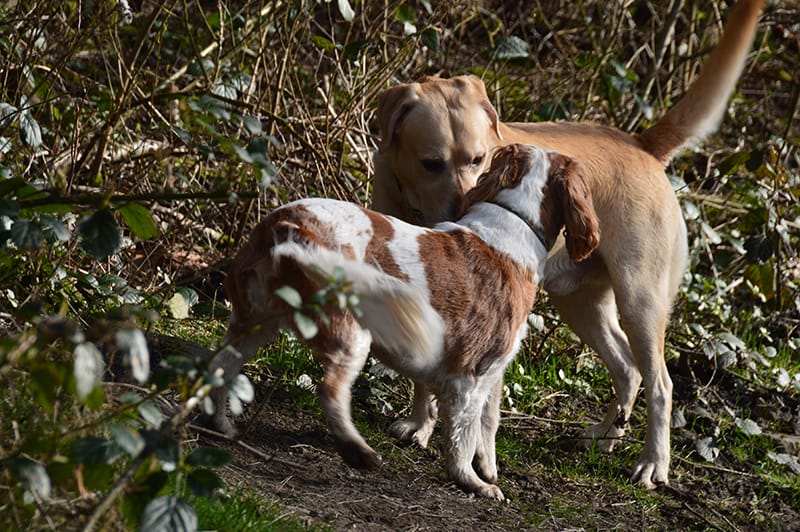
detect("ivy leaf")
[0,102,18,129]
[275,285,302,309]
[115,328,150,383]
[187,469,224,498]
[767,451,800,474]
[140,496,198,532]
[10,457,51,502]
[337,0,355,21]
[293,311,318,339]
[78,209,122,259]
[138,400,164,428]
[19,109,42,148]
[231,373,254,403]
[168,292,191,319]
[185,447,232,468]
[109,422,145,456]
[421,27,439,52]
[118,202,158,240]
[10,219,44,249]
[71,436,124,465]
[735,417,762,436]
[696,436,719,462]
[494,36,530,60]
[73,342,104,400]
[40,214,70,242]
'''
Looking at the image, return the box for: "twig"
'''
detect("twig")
[187,423,303,469]
[82,454,146,532]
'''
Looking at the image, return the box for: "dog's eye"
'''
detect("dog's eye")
[470,155,484,167]
[421,159,445,173]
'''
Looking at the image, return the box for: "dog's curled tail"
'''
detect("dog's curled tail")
[638,0,764,165]
[273,242,445,364]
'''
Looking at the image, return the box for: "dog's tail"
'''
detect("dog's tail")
[637,0,764,165]
[273,242,445,365]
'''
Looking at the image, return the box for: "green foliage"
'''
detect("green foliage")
[0,0,797,528]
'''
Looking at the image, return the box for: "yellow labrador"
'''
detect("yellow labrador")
[371,0,764,489]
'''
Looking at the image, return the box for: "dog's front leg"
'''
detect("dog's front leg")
[440,380,504,501]
[389,380,437,448]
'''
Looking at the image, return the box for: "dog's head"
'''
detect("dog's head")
[464,144,600,261]
[375,75,502,226]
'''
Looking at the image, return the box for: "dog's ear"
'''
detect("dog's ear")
[376,84,419,153]
[461,145,524,215]
[458,75,503,141]
[548,154,600,262]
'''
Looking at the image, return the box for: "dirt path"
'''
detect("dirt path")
[205,394,799,531]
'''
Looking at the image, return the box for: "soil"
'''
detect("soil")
[196,368,800,531]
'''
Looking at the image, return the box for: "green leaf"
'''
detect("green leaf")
[395,4,414,23]
[240,115,263,135]
[155,437,180,472]
[421,27,439,52]
[717,151,750,176]
[187,469,224,498]
[293,311,318,339]
[337,0,355,21]
[10,219,44,249]
[19,109,42,148]
[0,102,18,130]
[40,214,70,242]
[10,457,51,502]
[138,400,164,428]
[494,36,530,60]
[311,35,336,51]
[116,328,150,383]
[185,447,232,468]
[73,342,104,400]
[140,496,198,532]
[78,209,122,259]
[109,422,146,456]
[168,292,191,319]
[735,417,762,436]
[30,364,63,411]
[118,202,158,240]
[231,374,254,403]
[275,285,302,308]
[71,437,124,465]
[695,436,719,463]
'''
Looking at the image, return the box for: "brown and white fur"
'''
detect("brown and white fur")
[371,0,764,488]
[211,145,599,500]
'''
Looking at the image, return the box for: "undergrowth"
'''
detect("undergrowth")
[1,0,798,529]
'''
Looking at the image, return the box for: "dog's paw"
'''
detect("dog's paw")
[631,457,669,489]
[581,422,625,452]
[389,418,432,448]
[338,441,382,470]
[476,483,505,501]
[211,414,238,438]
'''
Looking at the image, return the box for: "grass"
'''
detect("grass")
[192,488,319,531]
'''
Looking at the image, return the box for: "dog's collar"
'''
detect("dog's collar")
[484,200,552,251]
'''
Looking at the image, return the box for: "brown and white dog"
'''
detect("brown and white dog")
[211,144,599,499]
[371,0,764,488]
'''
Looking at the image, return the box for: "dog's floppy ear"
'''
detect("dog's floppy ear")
[459,75,503,141]
[548,154,600,262]
[461,145,525,214]
[376,83,419,153]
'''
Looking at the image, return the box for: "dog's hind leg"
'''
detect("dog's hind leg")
[209,318,277,437]
[549,282,641,452]
[439,378,504,500]
[473,376,503,483]
[389,381,437,448]
[314,320,381,469]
